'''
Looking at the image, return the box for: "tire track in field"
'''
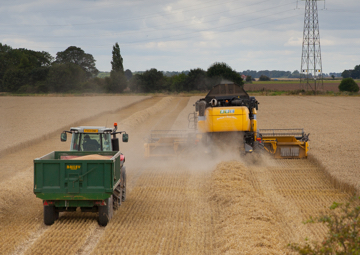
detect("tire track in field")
[0,97,163,255]
[89,97,216,254]
[90,160,214,255]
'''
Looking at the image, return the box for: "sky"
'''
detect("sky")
[1,0,359,73]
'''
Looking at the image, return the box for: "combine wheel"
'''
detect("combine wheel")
[98,196,113,226]
[44,205,57,225]
[121,167,127,202]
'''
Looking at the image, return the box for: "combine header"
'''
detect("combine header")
[260,129,309,159]
[144,130,187,157]
[144,81,309,159]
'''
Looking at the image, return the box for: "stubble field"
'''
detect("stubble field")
[244,81,343,92]
[0,95,358,254]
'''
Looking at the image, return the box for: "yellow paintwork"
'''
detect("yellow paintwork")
[84,129,99,133]
[250,108,257,138]
[262,136,308,159]
[199,106,250,133]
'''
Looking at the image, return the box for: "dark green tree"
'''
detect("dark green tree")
[1,46,53,92]
[55,46,98,78]
[259,75,271,81]
[46,63,87,92]
[111,43,124,73]
[207,62,243,85]
[338,78,359,92]
[124,69,132,80]
[139,68,166,92]
[341,70,352,78]
[350,65,360,79]
[184,68,208,91]
[108,71,127,93]
[3,69,29,92]
[128,74,142,92]
[82,77,107,93]
[108,43,127,93]
[245,75,252,83]
[289,70,300,78]
[167,73,187,92]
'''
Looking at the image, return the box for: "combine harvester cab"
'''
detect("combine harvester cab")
[34,123,129,226]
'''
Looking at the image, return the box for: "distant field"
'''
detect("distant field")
[97,72,110,78]
[245,80,343,92]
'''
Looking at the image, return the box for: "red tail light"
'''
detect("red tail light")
[256,138,261,141]
[95,200,106,206]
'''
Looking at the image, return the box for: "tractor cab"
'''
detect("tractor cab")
[60,123,128,152]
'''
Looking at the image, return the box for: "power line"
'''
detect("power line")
[27,12,303,49]
[2,2,297,39]
[0,0,255,27]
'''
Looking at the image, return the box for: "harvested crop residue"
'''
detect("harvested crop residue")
[69,155,113,160]
[210,161,285,254]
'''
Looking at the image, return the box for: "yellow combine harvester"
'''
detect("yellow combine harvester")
[144,82,309,159]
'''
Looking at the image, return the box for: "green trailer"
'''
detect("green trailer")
[34,123,128,226]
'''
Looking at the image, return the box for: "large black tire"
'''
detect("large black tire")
[113,184,122,210]
[44,206,57,225]
[121,167,127,202]
[98,196,113,226]
[54,210,59,221]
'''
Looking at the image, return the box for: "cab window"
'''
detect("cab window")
[102,133,112,151]
[70,133,80,151]
[81,134,101,151]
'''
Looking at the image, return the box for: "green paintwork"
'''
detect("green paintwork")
[34,151,123,208]
[54,200,98,208]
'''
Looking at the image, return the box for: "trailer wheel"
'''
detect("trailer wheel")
[121,167,127,202]
[44,206,57,225]
[98,196,113,226]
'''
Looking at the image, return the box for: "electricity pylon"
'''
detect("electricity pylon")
[299,0,325,93]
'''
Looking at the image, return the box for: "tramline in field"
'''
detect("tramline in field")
[144,82,309,158]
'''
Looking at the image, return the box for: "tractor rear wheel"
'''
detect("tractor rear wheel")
[121,167,127,202]
[98,196,113,226]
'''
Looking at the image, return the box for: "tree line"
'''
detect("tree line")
[0,43,130,93]
[0,42,243,93]
[341,65,360,79]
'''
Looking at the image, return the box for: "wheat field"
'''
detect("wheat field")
[0,95,358,254]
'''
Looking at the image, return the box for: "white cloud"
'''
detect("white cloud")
[0,0,359,72]
[285,37,302,46]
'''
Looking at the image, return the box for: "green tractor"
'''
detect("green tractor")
[34,123,128,226]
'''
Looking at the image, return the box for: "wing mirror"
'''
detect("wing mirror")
[122,133,129,143]
[61,132,67,142]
